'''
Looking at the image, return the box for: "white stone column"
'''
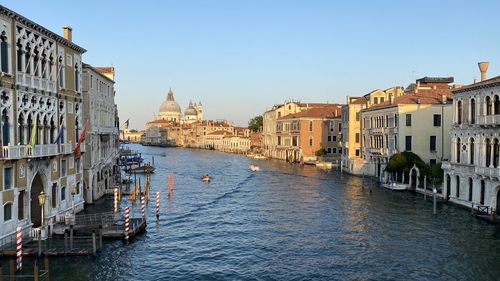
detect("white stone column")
[490,143,494,168]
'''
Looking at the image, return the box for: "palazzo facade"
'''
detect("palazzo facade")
[0,5,86,242]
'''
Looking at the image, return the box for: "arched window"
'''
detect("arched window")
[309,137,313,147]
[58,56,64,87]
[468,178,473,201]
[470,98,476,124]
[0,33,8,73]
[470,138,474,165]
[50,117,55,143]
[24,44,31,74]
[457,100,462,124]
[75,117,79,144]
[456,138,461,163]
[486,96,492,115]
[18,114,24,144]
[309,121,313,132]
[494,139,499,168]
[486,138,491,167]
[456,176,460,198]
[26,114,33,144]
[495,95,500,115]
[2,109,9,146]
[33,48,40,77]
[480,180,485,205]
[16,40,23,72]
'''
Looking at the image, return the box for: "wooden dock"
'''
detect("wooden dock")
[103,218,147,238]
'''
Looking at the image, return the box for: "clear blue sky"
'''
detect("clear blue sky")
[4,0,500,129]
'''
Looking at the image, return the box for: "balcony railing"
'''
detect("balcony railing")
[476,115,500,126]
[15,72,57,93]
[475,166,500,178]
[1,144,59,159]
[60,143,73,154]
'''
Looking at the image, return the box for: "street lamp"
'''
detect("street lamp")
[37,191,46,226]
[71,184,77,214]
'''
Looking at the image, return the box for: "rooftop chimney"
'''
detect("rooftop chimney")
[478,61,489,81]
[63,26,72,41]
[389,94,394,104]
[441,95,447,104]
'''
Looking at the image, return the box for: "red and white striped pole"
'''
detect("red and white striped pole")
[156,192,160,220]
[16,226,22,271]
[113,188,118,213]
[124,207,130,243]
[141,196,146,221]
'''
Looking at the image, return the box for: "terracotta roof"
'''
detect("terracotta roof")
[452,76,500,93]
[364,89,452,111]
[279,104,342,119]
[296,102,336,108]
[351,96,369,105]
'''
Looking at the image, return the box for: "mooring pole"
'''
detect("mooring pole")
[33,261,39,281]
[433,188,437,215]
[124,207,130,243]
[44,255,50,281]
[70,225,74,250]
[64,231,68,256]
[99,226,103,250]
[9,259,15,280]
[92,231,97,256]
[16,227,22,271]
[156,192,160,220]
[424,176,427,200]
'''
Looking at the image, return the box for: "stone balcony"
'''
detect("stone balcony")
[476,115,500,127]
[475,166,500,178]
[16,72,56,93]
[1,144,58,159]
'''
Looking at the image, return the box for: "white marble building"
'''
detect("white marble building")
[442,63,500,214]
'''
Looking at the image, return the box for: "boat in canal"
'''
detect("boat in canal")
[125,164,155,174]
[382,181,407,191]
[250,164,260,171]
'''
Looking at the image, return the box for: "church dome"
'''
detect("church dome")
[159,88,181,114]
[184,102,198,116]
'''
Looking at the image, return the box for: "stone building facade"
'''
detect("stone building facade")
[82,64,119,204]
[0,5,86,242]
[442,63,500,213]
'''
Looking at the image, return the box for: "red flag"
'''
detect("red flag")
[74,126,87,158]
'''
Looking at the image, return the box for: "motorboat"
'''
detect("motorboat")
[202,175,210,182]
[254,155,266,160]
[250,165,260,171]
[126,164,155,174]
[382,182,407,191]
[315,161,333,169]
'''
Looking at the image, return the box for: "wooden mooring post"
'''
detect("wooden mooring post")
[92,231,97,256]
[64,231,68,256]
[70,225,74,250]
[9,259,14,281]
[33,261,39,281]
[44,255,50,281]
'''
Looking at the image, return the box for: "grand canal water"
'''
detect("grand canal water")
[44,145,500,280]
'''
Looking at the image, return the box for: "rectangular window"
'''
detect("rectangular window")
[433,114,441,127]
[355,133,360,143]
[61,186,66,201]
[380,97,384,103]
[374,97,378,104]
[332,147,337,154]
[52,183,57,208]
[327,135,331,142]
[430,159,437,165]
[4,167,12,190]
[309,121,313,132]
[355,149,360,156]
[61,159,66,177]
[406,114,412,126]
[18,191,25,220]
[338,147,342,154]
[405,136,412,151]
[332,136,337,142]
[277,136,281,146]
[90,74,93,88]
[430,136,437,151]
[338,123,341,131]
[4,203,12,221]
[1,40,8,73]
[327,147,332,153]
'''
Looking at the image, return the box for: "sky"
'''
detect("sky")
[3,0,500,129]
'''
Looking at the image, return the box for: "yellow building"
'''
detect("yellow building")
[341,87,404,174]
[361,77,454,181]
[0,5,86,242]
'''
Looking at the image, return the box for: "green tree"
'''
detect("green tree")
[248,115,263,132]
[315,148,327,157]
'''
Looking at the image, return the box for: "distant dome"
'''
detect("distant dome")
[159,88,181,114]
[184,102,197,116]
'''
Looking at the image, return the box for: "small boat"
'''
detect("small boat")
[254,155,266,160]
[250,165,260,171]
[126,164,155,174]
[202,175,210,182]
[382,182,407,191]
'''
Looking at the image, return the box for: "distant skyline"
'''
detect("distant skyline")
[3,0,500,129]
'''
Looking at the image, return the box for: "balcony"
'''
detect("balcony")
[475,166,500,178]
[15,72,57,93]
[476,115,500,127]
[60,143,73,154]
[369,128,384,134]
[1,144,59,159]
